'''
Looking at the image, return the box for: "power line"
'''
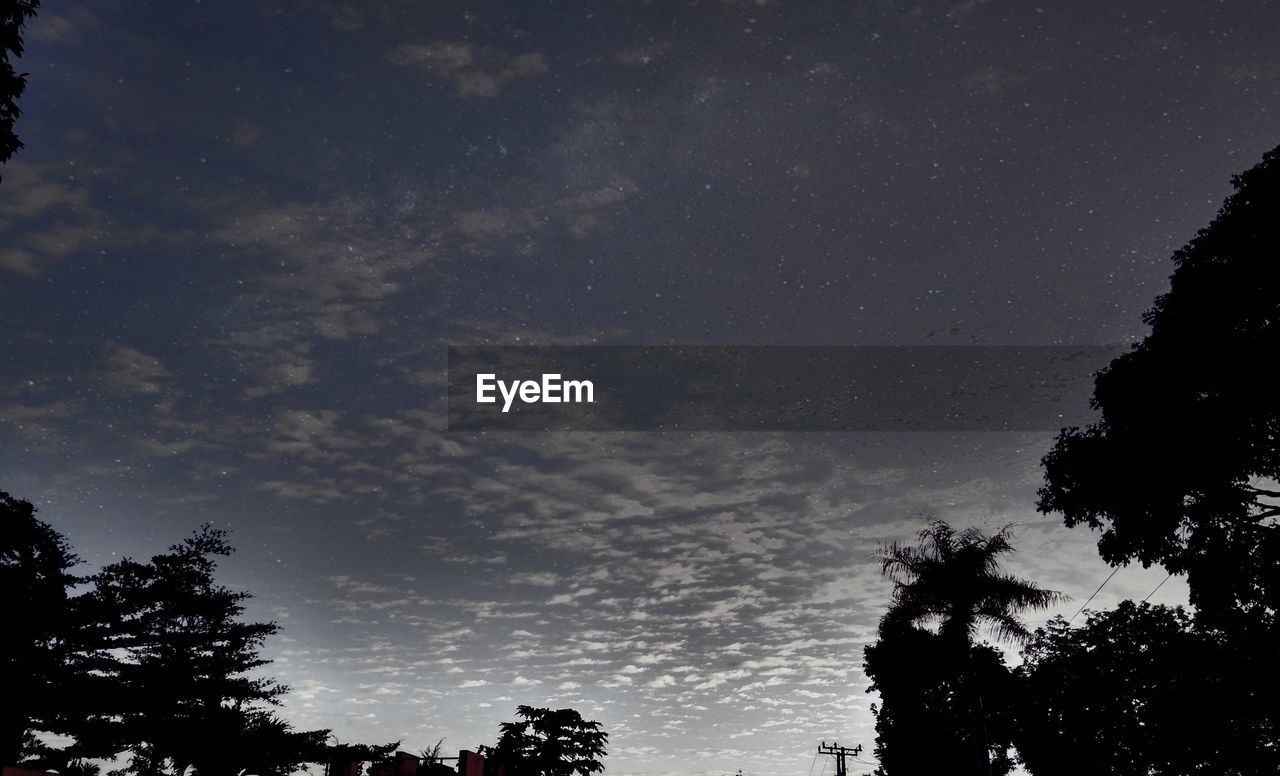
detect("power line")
[818,741,862,776]
[804,750,820,776]
[1067,566,1119,624]
[1142,573,1172,603]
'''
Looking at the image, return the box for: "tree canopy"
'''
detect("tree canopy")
[86,525,296,776]
[1,0,39,176]
[491,706,608,776]
[1,490,81,766]
[872,520,1061,776]
[1016,601,1279,775]
[864,620,1019,776]
[878,521,1063,647]
[1038,145,1280,626]
[1,490,409,776]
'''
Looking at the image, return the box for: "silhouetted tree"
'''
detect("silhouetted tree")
[491,706,608,776]
[87,525,313,776]
[1038,145,1280,628]
[864,620,1018,776]
[1,490,80,765]
[14,736,102,776]
[323,739,401,776]
[4,492,374,774]
[418,739,456,776]
[876,520,1061,776]
[366,746,456,776]
[200,710,332,776]
[1017,601,1279,776]
[1,0,39,177]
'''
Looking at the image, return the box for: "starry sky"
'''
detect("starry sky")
[3,1,1279,774]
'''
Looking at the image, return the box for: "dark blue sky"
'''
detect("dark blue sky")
[3,1,1277,773]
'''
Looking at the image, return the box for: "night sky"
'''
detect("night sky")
[3,1,1279,774]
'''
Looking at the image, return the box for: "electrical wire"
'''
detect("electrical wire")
[1067,566,1119,624]
[804,750,819,776]
[1142,573,1172,603]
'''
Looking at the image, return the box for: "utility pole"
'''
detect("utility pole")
[817,740,863,776]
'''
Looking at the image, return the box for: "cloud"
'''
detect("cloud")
[547,587,599,606]
[291,679,339,701]
[0,161,106,275]
[101,344,174,395]
[258,479,346,503]
[245,348,318,398]
[615,42,671,67]
[962,65,1029,96]
[209,197,432,340]
[27,6,98,44]
[386,42,548,97]
[134,437,201,457]
[0,401,74,443]
[262,409,364,462]
[510,571,560,587]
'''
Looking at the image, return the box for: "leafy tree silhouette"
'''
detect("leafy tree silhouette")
[1013,600,1274,775]
[416,739,457,776]
[490,706,608,776]
[322,739,401,776]
[1,0,39,178]
[1038,144,1280,629]
[4,491,402,773]
[1,490,80,765]
[875,520,1062,776]
[14,739,102,776]
[87,524,321,776]
[181,710,330,776]
[1036,145,1280,773]
[864,620,1019,776]
[365,746,456,776]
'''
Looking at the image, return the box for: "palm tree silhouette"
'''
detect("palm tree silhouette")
[877,519,1063,776]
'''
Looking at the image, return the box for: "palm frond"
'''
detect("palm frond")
[877,518,1060,648]
[982,611,1033,644]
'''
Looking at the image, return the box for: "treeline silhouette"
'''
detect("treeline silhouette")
[863,145,1280,775]
[0,495,607,776]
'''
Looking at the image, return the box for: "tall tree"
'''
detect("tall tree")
[876,520,1061,776]
[1038,145,1280,628]
[1,0,39,177]
[491,706,607,776]
[88,525,303,776]
[863,620,1018,776]
[0,490,79,766]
